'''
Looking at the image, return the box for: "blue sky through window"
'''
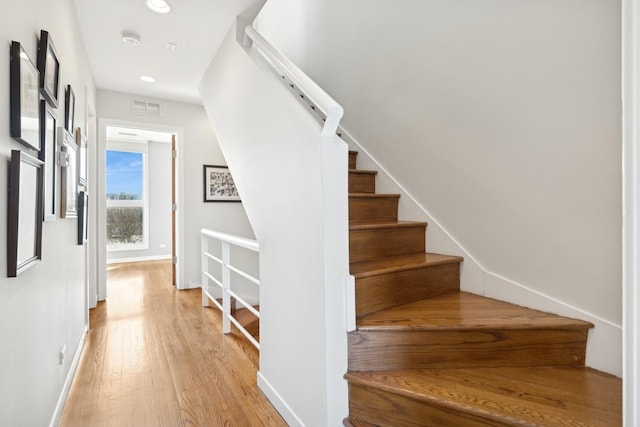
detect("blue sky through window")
[106,150,143,199]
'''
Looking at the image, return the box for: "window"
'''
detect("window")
[106,141,148,251]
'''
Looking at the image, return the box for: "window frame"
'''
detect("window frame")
[105,139,149,252]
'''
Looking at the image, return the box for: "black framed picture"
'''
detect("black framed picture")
[77,191,88,245]
[10,41,41,151]
[39,101,57,220]
[59,127,78,218]
[64,84,75,132]
[37,30,60,108]
[203,165,241,202]
[7,150,44,277]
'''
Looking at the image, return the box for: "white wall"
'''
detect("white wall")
[0,0,96,425]
[199,21,350,426]
[106,140,173,263]
[255,0,622,374]
[96,90,254,287]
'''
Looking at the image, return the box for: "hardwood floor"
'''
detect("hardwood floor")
[60,260,285,427]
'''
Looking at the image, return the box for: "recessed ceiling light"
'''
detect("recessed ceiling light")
[122,32,140,46]
[166,42,177,52]
[140,75,156,83]
[145,0,171,14]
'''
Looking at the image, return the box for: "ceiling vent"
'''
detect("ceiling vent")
[132,99,161,117]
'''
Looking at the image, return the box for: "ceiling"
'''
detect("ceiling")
[73,0,256,105]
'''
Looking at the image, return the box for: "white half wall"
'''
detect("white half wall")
[199,21,350,426]
[0,0,96,425]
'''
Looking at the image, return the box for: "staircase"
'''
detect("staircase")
[344,151,621,426]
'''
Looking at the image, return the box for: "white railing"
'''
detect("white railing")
[201,228,260,349]
[243,25,344,138]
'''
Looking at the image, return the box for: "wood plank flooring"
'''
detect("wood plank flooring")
[59,260,285,427]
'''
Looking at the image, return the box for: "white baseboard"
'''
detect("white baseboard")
[107,254,171,264]
[49,325,87,427]
[484,272,622,376]
[257,372,305,427]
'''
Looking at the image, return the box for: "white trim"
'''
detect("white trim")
[342,125,621,376]
[107,254,172,264]
[97,118,185,301]
[622,0,639,422]
[257,372,305,427]
[345,275,356,332]
[49,325,87,427]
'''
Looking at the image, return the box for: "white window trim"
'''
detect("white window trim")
[106,140,150,252]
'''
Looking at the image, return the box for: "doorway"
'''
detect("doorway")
[96,119,183,302]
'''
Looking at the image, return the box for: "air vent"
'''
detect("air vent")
[131,99,161,117]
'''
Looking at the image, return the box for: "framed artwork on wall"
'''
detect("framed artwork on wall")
[39,101,57,220]
[10,41,41,151]
[59,127,78,218]
[77,191,88,245]
[37,30,60,108]
[7,150,44,277]
[203,165,241,202]
[64,84,75,132]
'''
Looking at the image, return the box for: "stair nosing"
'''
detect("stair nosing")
[355,322,593,332]
[350,221,428,231]
[351,253,463,279]
[349,193,400,199]
[349,169,378,175]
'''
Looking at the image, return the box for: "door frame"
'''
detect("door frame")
[623,0,639,424]
[96,118,185,300]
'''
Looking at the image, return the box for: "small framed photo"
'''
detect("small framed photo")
[64,84,75,132]
[39,101,57,220]
[10,41,41,151]
[7,150,44,277]
[59,127,78,218]
[37,30,60,108]
[77,191,88,245]
[203,165,240,202]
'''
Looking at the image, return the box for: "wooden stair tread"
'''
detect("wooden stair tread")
[349,193,400,199]
[343,417,379,427]
[346,367,621,426]
[350,253,463,278]
[357,292,594,331]
[350,221,427,231]
[349,169,377,176]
